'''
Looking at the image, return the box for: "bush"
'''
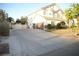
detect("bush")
[56,21,68,29]
[21,21,26,25]
[16,19,21,24]
[46,24,56,29]
[0,20,10,36]
[51,23,56,28]
[0,9,10,36]
[33,23,35,29]
[20,17,27,25]
[70,24,77,28]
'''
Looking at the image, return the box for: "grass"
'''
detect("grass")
[51,28,73,36]
[47,28,79,40]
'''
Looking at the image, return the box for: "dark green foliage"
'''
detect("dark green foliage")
[51,22,56,28]
[21,20,26,25]
[16,19,21,24]
[46,24,56,29]
[56,21,68,29]
[33,23,35,29]
[7,17,13,22]
[7,17,14,29]
[0,9,10,36]
[70,24,77,28]
[20,16,28,25]
[65,3,79,21]
[0,20,10,36]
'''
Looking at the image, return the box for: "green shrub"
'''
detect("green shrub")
[56,21,68,29]
[70,24,77,28]
[0,20,10,36]
[21,21,26,25]
[0,9,10,36]
[20,17,27,25]
[16,19,21,24]
[46,24,56,29]
[51,23,56,29]
[33,23,35,29]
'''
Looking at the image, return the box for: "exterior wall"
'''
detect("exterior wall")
[27,4,67,28]
[54,21,61,25]
[28,15,45,28]
[43,7,53,17]
[46,20,51,24]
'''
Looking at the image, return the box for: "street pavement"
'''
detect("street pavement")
[7,24,79,56]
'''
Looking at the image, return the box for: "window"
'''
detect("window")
[49,13,52,15]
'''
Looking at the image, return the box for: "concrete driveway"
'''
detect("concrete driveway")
[7,24,79,56]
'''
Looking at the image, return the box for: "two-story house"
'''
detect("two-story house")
[27,3,67,29]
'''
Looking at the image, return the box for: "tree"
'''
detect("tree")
[0,9,10,36]
[16,19,21,24]
[64,3,79,27]
[64,3,79,21]
[64,8,74,20]
[71,4,79,15]
[20,16,28,25]
[56,21,68,29]
[7,17,14,22]
[7,17,14,29]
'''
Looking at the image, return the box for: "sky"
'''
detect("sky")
[0,3,71,20]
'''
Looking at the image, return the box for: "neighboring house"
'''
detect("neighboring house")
[27,3,67,29]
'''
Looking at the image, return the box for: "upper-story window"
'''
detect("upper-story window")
[49,13,53,16]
